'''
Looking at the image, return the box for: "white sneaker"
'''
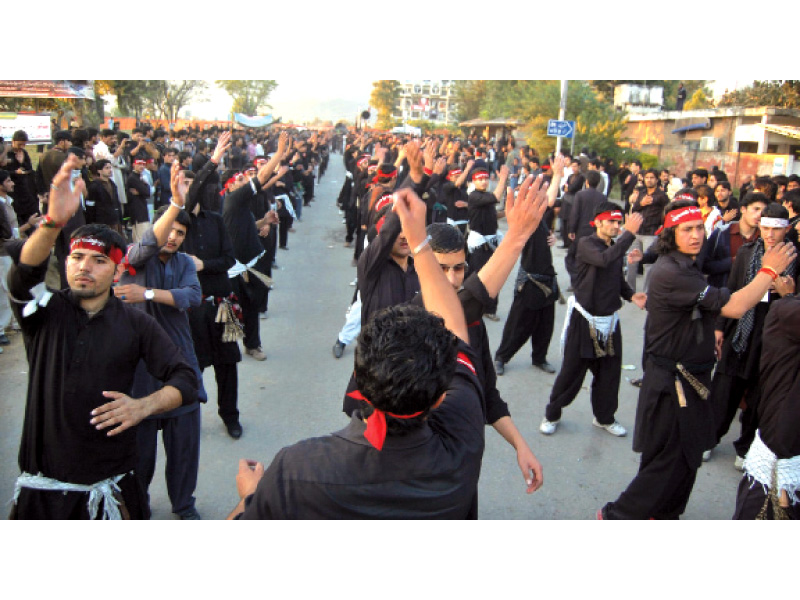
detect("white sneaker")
[539,417,559,435]
[734,456,745,471]
[702,449,712,462]
[593,418,627,437]
[349,278,357,287]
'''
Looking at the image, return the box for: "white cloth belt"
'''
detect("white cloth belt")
[560,295,619,356]
[275,193,296,218]
[22,282,53,318]
[13,471,128,519]
[467,230,503,252]
[228,250,266,279]
[744,430,800,505]
[346,171,353,180]
[447,218,468,227]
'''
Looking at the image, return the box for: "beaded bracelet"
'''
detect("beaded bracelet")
[38,215,66,229]
[759,267,779,281]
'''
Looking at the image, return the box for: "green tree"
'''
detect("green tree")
[684,88,712,110]
[452,80,487,122]
[216,80,278,115]
[369,80,402,129]
[717,80,800,109]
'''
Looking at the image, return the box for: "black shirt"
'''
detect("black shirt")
[520,221,556,278]
[467,190,499,235]
[631,188,669,236]
[222,179,265,264]
[357,210,421,325]
[181,209,236,298]
[126,172,151,224]
[238,341,485,519]
[568,188,606,238]
[574,231,636,316]
[757,296,800,458]
[6,242,197,485]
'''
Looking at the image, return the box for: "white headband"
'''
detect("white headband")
[760,217,790,228]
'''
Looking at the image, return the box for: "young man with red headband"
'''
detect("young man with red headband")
[229,187,485,519]
[6,156,198,519]
[466,161,509,320]
[442,160,473,235]
[601,199,797,519]
[540,203,646,437]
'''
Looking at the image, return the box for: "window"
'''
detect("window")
[737,142,758,154]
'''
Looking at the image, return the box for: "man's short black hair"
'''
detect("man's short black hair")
[715,181,732,192]
[741,191,771,208]
[101,129,115,138]
[71,129,89,148]
[772,175,789,188]
[427,223,465,254]
[354,305,459,435]
[655,199,699,255]
[0,169,10,184]
[693,168,708,179]
[585,170,602,189]
[153,205,192,229]
[70,223,127,254]
[761,202,789,220]
[783,189,800,214]
[54,130,73,144]
[178,151,191,164]
[12,130,28,142]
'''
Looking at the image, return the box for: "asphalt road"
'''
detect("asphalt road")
[0,154,748,520]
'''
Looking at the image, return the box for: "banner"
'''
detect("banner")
[0,80,95,100]
[0,113,52,144]
[233,113,274,128]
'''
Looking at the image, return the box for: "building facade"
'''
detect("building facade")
[394,80,458,125]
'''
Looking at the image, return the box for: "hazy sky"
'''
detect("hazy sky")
[190,79,375,121]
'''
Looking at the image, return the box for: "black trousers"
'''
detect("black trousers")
[345,206,358,243]
[603,389,698,519]
[278,215,292,249]
[233,275,265,350]
[711,371,761,458]
[354,228,367,262]
[135,407,201,516]
[208,362,239,425]
[733,474,800,520]
[495,290,555,366]
[545,322,621,425]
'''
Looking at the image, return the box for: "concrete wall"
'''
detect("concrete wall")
[636,145,797,186]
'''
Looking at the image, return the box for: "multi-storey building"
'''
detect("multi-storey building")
[394,80,458,125]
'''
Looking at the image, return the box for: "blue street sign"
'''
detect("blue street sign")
[547,119,576,138]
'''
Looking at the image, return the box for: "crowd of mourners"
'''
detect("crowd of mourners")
[1,120,798,520]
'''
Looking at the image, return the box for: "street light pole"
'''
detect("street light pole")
[556,79,568,155]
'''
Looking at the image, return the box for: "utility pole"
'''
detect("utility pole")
[556,80,568,155]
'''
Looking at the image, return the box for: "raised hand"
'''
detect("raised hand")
[505,174,548,240]
[170,160,188,207]
[624,212,644,235]
[762,242,797,277]
[48,154,85,225]
[212,131,232,163]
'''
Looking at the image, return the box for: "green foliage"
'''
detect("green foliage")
[637,152,659,170]
[216,80,278,115]
[452,80,487,122]
[369,80,402,129]
[717,80,800,109]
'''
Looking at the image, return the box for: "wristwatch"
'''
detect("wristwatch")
[144,289,155,301]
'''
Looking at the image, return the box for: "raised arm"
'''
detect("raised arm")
[20,154,85,267]
[478,175,548,299]
[393,188,468,343]
[720,242,797,318]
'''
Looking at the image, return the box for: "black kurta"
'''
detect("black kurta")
[6,241,197,517]
[239,341,485,519]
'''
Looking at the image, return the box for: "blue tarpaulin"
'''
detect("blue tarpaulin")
[672,123,710,134]
[233,113,274,128]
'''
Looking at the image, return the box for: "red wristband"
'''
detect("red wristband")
[423,167,433,176]
[759,267,779,281]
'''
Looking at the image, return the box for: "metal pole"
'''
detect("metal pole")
[556,80,568,155]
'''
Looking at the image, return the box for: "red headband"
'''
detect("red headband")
[373,169,397,184]
[590,210,623,227]
[346,389,424,451]
[472,171,489,181]
[448,169,462,179]
[375,195,394,213]
[655,206,703,235]
[70,237,124,265]
[347,351,476,451]
[133,159,146,166]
